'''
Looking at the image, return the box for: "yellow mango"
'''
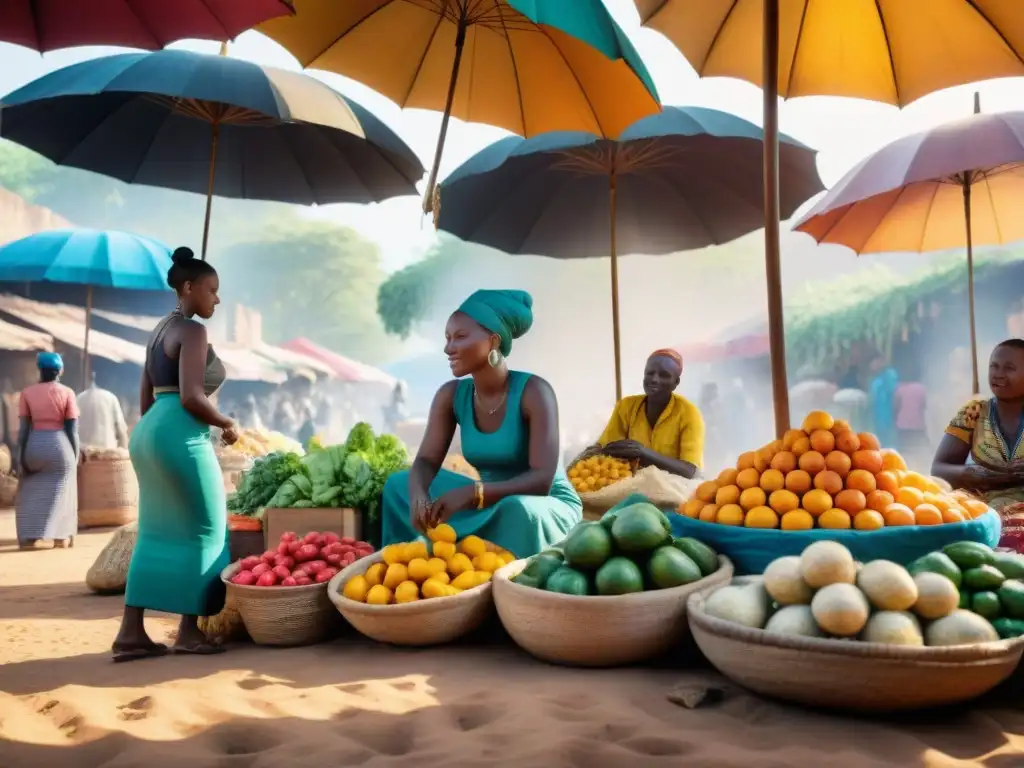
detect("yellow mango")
[364,562,386,587]
[427,523,457,543]
[381,544,405,566]
[426,572,450,586]
[459,535,488,558]
[366,584,393,605]
[421,579,449,599]
[407,558,432,583]
[432,541,456,561]
[472,552,503,573]
[450,571,479,591]
[394,580,421,604]
[383,563,408,590]
[447,553,474,577]
[342,575,369,603]
[403,540,429,562]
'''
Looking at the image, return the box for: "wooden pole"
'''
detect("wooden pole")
[422,7,469,215]
[200,121,220,261]
[762,0,789,437]
[83,284,92,390]
[609,166,623,401]
[963,180,980,395]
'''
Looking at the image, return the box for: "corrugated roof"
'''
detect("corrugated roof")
[0,316,53,353]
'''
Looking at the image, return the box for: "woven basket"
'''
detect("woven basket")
[0,444,11,476]
[78,457,138,528]
[0,474,17,508]
[221,562,337,646]
[687,590,1024,711]
[492,555,733,667]
[85,522,138,594]
[327,552,494,646]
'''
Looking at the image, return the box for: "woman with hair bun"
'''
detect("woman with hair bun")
[112,247,238,662]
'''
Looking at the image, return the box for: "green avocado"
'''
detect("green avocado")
[942,541,995,570]
[611,504,672,553]
[672,537,718,576]
[963,565,1006,591]
[908,552,962,588]
[992,617,1024,640]
[544,566,591,596]
[992,552,1024,580]
[563,521,614,570]
[647,546,703,589]
[595,556,645,596]
[521,552,565,588]
[971,591,1002,620]
[997,579,1024,620]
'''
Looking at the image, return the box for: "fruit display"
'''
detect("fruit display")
[908,542,1024,639]
[513,501,720,596]
[679,410,991,531]
[567,454,634,495]
[340,524,515,605]
[230,531,375,587]
[226,427,304,458]
[706,540,1005,647]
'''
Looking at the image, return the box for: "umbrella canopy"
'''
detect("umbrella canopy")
[282,338,396,387]
[258,0,660,213]
[0,49,425,257]
[793,109,1024,395]
[0,0,293,53]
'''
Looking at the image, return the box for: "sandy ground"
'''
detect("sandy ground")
[1,511,1024,768]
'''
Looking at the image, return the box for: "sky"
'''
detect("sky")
[3,0,1024,271]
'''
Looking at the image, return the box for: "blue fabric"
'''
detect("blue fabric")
[36,351,63,371]
[1,229,172,290]
[870,367,899,448]
[457,290,534,356]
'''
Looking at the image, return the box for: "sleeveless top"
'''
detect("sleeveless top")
[147,314,226,396]
[453,371,577,506]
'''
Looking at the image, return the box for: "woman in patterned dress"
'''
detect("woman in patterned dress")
[932,339,1024,551]
[16,352,79,550]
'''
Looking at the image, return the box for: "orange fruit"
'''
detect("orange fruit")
[865,489,895,512]
[824,450,852,478]
[942,506,966,523]
[853,509,885,530]
[834,430,861,454]
[880,449,907,471]
[745,506,779,529]
[858,432,882,451]
[715,484,741,505]
[698,503,719,522]
[753,452,770,472]
[963,499,989,518]
[759,469,785,492]
[801,488,834,516]
[716,503,745,526]
[851,449,884,474]
[680,498,705,518]
[736,451,756,471]
[784,469,812,494]
[809,429,836,454]
[914,503,943,526]
[782,428,806,450]
[896,486,925,509]
[739,486,767,510]
[901,472,930,491]
[875,471,899,495]
[791,436,811,457]
[802,410,835,432]
[819,508,853,530]
[736,468,761,490]
[883,503,916,526]
[798,450,826,475]
[717,467,739,486]
[769,489,800,514]
[770,451,797,474]
[695,481,718,503]
[831,419,852,436]
[781,509,815,530]
[846,469,877,494]
[813,470,843,496]
[834,488,867,515]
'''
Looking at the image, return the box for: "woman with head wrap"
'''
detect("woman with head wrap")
[381,289,581,557]
[15,352,79,549]
[595,350,704,479]
[112,247,238,662]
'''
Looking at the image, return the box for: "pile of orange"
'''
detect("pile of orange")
[677,411,990,531]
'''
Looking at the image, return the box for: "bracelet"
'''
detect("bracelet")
[474,481,485,510]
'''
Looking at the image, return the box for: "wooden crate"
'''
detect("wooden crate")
[263,507,362,547]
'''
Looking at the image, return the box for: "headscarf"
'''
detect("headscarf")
[36,351,63,371]
[457,289,534,356]
[648,348,683,373]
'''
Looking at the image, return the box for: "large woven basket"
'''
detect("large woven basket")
[492,555,733,667]
[687,590,1024,711]
[78,457,138,528]
[327,552,494,646]
[221,562,337,646]
[0,474,17,508]
[85,522,137,594]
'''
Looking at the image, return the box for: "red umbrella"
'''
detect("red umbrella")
[282,338,395,386]
[0,0,293,52]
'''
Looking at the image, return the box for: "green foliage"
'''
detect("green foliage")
[227,451,305,516]
[376,237,469,338]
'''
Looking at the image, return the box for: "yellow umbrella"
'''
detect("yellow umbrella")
[259,0,661,214]
[634,0,1024,436]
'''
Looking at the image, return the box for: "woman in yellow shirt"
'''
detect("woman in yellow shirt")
[596,349,704,478]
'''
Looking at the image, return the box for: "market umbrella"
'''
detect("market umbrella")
[634,0,1024,435]
[257,0,661,215]
[436,105,823,399]
[0,0,294,52]
[793,101,1024,396]
[0,49,425,259]
[0,228,172,386]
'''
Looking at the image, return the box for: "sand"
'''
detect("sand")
[1,511,1023,768]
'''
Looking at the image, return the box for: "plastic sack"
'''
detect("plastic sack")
[578,466,697,514]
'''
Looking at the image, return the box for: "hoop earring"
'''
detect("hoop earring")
[488,349,502,368]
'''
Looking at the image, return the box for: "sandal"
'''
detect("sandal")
[171,641,226,656]
[112,643,170,663]
[54,538,74,549]
[18,539,52,551]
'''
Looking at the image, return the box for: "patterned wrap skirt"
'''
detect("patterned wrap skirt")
[16,428,78,541]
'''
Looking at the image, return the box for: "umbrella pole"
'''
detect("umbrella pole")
[762,0,789,437]
[83,285,93,390]
[962,181,980,395]
[609,168,623,401]
[422,10,469,215]
[200,121,221,261]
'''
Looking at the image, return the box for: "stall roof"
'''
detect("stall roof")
[254,342,336,378]
[282,338,396,386]
[0,316,53,353]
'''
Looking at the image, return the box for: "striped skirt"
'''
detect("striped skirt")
[16,429,78,541]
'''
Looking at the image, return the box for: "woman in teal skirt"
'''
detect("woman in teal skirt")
[382,289,581,558]
[112,247,238,662]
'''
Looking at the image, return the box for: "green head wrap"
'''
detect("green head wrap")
[457,289,534,356]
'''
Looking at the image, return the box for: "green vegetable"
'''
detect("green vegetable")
[647,546,702,589]
[963,565,1006,591]
[522,552,565,588]
[226,451,305,516]
[992,617,1024,639]
[997,579,1024,619]
[672,537,718,576]
[992,552,1024,580]
[544,566,591,595]
[971,591,1002,620]
[942,541,995,570]
[610,503,671,553]
[908,552,962,588]
[563,522,613,570]
[594,557,644,595]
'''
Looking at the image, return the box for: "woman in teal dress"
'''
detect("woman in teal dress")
[112,247,239,662]
[382,290,581,557]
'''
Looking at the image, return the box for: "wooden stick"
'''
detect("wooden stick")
[609,165,622,401]
[963,181,980,395]
[422,11,468,215]
[200,121,221,260]
[83,284,92,390]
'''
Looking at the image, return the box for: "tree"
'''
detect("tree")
[376,238,469,338]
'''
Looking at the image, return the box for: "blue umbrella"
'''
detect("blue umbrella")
[436,105,823,398]
[1,48,425,258]
[0,228,172,385]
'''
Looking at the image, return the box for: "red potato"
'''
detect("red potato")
[274,554,295,570]
[295,543,319,562]
[251,562,271,577]
[260,551,277,565]
[256,571,278,587]
[341,536,355,545]
[304,531,320,544]
[272,565,291,581]
[305,560,328,574]
[342,551,356,566]
[281,531,297,542]
[281,576,298,587]
[323,532,340,544]
[287,540,302,556]
[277,541,291,555]
[233,570,257,586]
[326,553,342,566]
[239,556,261,571]
[315,567,338,583]
[295,575,312,586]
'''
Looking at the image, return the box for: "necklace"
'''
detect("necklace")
[474,385,508,416]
